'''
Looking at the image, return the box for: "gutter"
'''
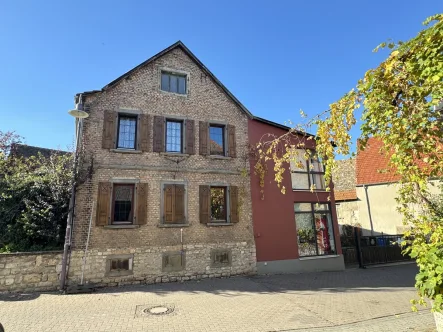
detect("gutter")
[363,185,374,235]
[60,118,84,290]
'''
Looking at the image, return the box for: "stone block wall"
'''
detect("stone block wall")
[0,251,62,292]
[68,242,256,287]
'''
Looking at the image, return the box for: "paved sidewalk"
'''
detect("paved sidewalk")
[0,264,436,332]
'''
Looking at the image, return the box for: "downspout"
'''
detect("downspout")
[363,185,374,235]
[60,117,83,290]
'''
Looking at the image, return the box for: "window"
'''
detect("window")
[110,258,130,271]
[106,255,133,276]
[163,183,186,224]
[211,249,232,267]
[290,149,326,190]
[210,187,227,222]
[161,71,187,94]
[199,185,238,224]
[112,184,135,224]
[117,115,137,149]
[294,203,336,257]
[165,120,183,153]
[162,252,185,272]
[209,125,225,156]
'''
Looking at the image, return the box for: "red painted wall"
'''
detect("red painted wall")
[248,119,342,262]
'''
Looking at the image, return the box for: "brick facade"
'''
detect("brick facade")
[68,43,256,287]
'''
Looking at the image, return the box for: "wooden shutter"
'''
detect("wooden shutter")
[96,182,112,226]
[135,183,148,225]
[199,185,210,224]
[138,114,150,152]
[164,184,174,223]
[230,186,239,223]
[153,115,165,152]
[185,120,195,155]
[199,121,209,155]
[102,110,116,149]
[174,184,186,223]
[227,125,236,158]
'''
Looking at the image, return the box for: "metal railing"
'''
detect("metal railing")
[341,229,412,267]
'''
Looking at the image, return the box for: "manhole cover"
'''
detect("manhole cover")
[142,305,174,316]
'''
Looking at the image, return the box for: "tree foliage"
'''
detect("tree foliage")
[0,131,73,252]
[256,14,443,311]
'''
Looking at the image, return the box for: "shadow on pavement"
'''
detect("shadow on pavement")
[94,263,419,298]
[0,263,419,301]
[0,292,40,302]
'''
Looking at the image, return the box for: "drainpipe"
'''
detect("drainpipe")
[363,185,374,235]
[60,118,83,290]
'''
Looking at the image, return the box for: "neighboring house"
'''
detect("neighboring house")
[333,137,441,236]
[248,118,344,273]
[65,41,343,287]
[67,41,256,287]
[332,158,360,231]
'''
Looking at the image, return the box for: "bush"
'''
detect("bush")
[0,133,73,252]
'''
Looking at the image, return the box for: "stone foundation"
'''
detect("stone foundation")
[0,251,63,292]
[68,242,256,287]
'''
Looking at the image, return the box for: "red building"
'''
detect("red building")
[248,117,344,273]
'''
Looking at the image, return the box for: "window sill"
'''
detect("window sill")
[157,223,190,228]
[104,225,140,229]
[159,90,188,98]
[111,149,142,154]
[207,222,233,227]
[160,152,190,157]
[299,255,339,261]
[207,155,231,160]
[106,270,133,277]
[292,189,328,192]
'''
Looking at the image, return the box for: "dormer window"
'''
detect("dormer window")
[161,71,187,94]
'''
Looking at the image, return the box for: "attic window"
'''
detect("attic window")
[161,71,187,95]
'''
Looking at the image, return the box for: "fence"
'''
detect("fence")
[341,228,412,267]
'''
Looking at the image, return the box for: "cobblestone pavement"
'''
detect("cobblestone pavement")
[0,263,436,332]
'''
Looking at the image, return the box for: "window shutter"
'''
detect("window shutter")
[230,186,239,223]
[135,183,148,225]
[102,110,116,149]
[96,182,112,226]
[164,184,174,223]
[199,121,209,155]
[227,125,236,158]
[174,184,186,223]
[185,119,195,155]
[199,185,210,224]
[153,115,165,152]
[138,114,150,152]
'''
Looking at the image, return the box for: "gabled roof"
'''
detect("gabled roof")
[75,41,320,136]
[356,138,401,185]
[76,41,252,118]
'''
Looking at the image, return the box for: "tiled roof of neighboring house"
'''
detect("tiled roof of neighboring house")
[356,138,401,185]
[335,190,358,201]
[10,143,69,158]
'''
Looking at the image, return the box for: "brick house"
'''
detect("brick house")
[66,41,257,287]
[248,118,344,273]
[65,41,344,288]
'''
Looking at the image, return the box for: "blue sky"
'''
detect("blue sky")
[1,1,442,151]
